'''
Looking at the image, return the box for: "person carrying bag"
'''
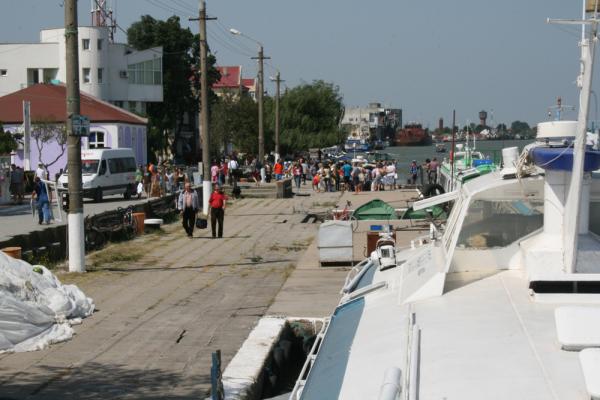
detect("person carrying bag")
[177,182,200,238]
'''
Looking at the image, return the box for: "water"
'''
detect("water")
[377,139,534,175]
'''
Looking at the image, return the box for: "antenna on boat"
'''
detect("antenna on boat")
[547,0,599,273]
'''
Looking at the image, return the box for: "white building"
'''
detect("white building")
[0,26,162,115]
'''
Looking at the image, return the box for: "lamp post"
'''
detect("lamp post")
[229,28,269,161]
[270,70,284,161]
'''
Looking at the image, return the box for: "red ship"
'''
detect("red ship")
[393,123,432,146]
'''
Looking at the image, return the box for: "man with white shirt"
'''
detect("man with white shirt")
[35,162,46,180]
[228,157,239,185]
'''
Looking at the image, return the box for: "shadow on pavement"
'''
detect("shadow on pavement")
[0,361,210,400]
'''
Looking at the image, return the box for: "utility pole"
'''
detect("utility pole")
[252,48,270,161]
[190,1,216,215]
[65,0,85,272]
[270,71,284,159]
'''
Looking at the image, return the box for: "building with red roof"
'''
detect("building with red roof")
[213,66,257,100]
[0,84,148,177]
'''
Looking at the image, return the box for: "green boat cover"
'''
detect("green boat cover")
[401,205,447,220]
[353,199,399,220]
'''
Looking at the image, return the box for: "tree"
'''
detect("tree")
[510,121,533,139]
[31,119,67,169]
[273,80,344,154]
[210,93,258,156]
[0,123,17,155]
[127,15,220,162]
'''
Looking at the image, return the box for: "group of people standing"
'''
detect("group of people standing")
[408,158,439,185]
[135,163,188,199]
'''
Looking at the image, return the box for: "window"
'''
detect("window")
[456,199,543,249]
[97,68,103,84]
[127,57,162,85]
[83,68,91,84]
[0,69,6,77]
[591,202,600,236]
[97,39,103,50]
[81,159,100,175]
[89,131,105,148]
[107,158,136,174]
[82,39,90,50]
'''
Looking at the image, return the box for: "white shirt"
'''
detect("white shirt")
[35,167,46,180]
[228,159,238,170]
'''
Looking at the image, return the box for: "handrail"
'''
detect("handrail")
[342,259,373,294]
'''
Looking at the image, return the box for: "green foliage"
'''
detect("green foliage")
[0,123,17,155]
[210,93,258,155]
[274,80,344,154]
[127,15,220,161]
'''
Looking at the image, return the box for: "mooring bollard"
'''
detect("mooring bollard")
[211,349,224,400]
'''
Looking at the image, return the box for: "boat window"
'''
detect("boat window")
[380,248,391,258]
[590,202,600,236]
[456,199,543,249]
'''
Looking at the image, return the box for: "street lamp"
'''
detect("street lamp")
[269,69,284,161]
[230,28,268,161]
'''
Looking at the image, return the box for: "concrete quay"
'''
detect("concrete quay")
[0,187,426,399]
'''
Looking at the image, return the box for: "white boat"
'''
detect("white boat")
[291,3,600,399]
[438,142,497,193]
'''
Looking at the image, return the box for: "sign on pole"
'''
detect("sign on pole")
[70,115,90,137]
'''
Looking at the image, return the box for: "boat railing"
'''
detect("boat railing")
[290,318,330,400]
[341,259,373,294]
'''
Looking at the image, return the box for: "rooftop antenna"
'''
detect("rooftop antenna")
[547,96,575,121]
[91,0,117,43]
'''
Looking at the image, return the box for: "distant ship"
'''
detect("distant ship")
[393,123,432,146]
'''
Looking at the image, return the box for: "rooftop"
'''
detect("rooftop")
[0,84,147,126]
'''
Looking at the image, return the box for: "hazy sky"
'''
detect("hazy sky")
[0,0,596,128]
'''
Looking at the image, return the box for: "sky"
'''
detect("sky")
[0,0,596,128]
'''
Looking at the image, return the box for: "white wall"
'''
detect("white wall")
[0,44,59,94]
[0,27,162,106]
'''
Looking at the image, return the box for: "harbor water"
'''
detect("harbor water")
[378,139,534,181]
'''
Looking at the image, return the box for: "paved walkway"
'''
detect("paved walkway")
[0,187,426,399]
[0,194,149,242]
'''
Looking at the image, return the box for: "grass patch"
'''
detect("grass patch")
[89,245,145,270]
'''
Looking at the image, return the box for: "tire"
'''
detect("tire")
[85,230,105,251]
[422,183,445,198]
[94,188,103,203]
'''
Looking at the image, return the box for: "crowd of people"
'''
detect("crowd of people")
[135,163,190,199]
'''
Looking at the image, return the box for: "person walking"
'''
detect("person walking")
[209,184,228,238]
[301,159,308,185]
[177,182,200,238]
[32,177,51,225]
[274,159,284,181]
[428,158,439,184]
[409,160,419,185]
[10,164,24,204]
[292,161,302,191]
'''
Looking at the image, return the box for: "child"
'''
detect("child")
[312,173,321,192]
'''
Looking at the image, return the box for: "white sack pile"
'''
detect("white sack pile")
[0,251,95,353]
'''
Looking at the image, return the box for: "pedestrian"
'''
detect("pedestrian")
[209,184,228,238]
[342,161,352,192]
[177,182,199,238]
[352,163,362,194]
[32,176,51,225]
[429,158,439,184]
[312,173,321,192]
[35,162,46,180]
[211,161,219,184]
[10,164,24,204]
[274,159,284,181]
[228,157,239,185]
[301,159,308,185]
[265,161,272,183]
[292,161,302,190]
[409,160,419,185]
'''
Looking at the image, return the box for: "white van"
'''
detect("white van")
[58,148,137,202]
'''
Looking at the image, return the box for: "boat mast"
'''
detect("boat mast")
[550,0,599,273]
[451,109,456,191]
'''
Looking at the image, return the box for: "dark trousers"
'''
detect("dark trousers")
[211,208,224,238]
[182,208,196,236]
